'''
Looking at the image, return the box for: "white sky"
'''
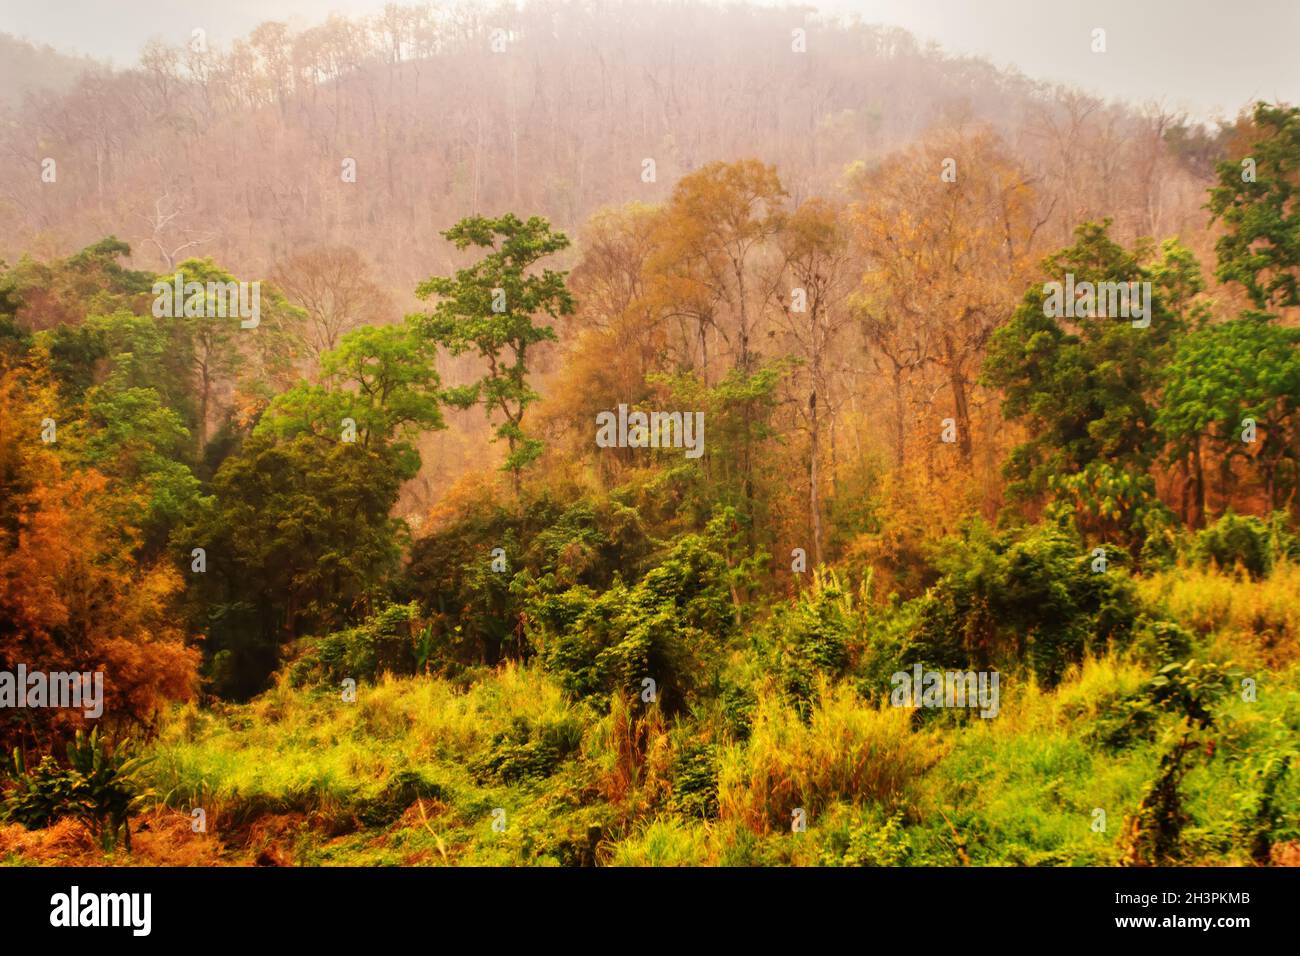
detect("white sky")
[1,0,1295,122]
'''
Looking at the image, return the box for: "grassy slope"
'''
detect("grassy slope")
[4,565,1298,866]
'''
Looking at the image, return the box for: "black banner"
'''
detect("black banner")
[0,866,1283,944]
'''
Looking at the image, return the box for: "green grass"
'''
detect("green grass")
[119,568,1300,867]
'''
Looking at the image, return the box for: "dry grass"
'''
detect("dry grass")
[717,678,946,833]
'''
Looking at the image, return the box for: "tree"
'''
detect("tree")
[1208,102,1300,316]
[271,245,396,370]
[982,222,1191,507]
[849,130,1039,464]
[184,322,445,697]
[414,214,574,494]
[0,365,197,752]
[1158,316,1300,516]
[166,257,304,460]
[647,161,787,528]
[774,197,853,565]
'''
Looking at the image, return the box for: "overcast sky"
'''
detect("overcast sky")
[1,0,1295,122]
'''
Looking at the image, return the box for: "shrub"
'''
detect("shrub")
[2,729,151,851]
[669,742,720,820]
[355,768,448,827]
[759,568,858,718]
[527,524,736,711]
[905,521,1142,686]
[1190,510,1297,578]
[468,716,584,785]
[820,808,913,866]
[289,602,422,686]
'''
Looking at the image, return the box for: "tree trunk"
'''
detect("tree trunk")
[950,367,972,462]
[892,363,906,469]
[809,390,823,566]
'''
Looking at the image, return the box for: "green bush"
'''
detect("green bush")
[1190,510,1297,578]
[356,768,448,827]
[821,809,914,867]
[904,521,1141,686]
[669,743,720,820]
[1093,659,1235,750]
[289,602,422,686]
[2,729,151,851]
[468,716,584,785]
[759,568,858,718]
[527,522,737,711]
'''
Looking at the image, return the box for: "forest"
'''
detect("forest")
[0,1,1297,867]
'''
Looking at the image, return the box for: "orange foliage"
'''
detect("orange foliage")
[0,369,198,750]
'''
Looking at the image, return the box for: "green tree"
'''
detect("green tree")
[1157,316,1300,515]
[413,214,574,494]
[1208,102,1300,314]
[183,323,445,697]
[982,224,1192,506]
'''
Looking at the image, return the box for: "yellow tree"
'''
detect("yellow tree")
[773,197,854,565]
[849,129,1040,465]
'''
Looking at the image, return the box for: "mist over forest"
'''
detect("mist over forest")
[0,1,1296,875]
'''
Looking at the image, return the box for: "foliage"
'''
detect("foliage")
[527,513,740,711]
[1208,102,1300,313]
[414,215,574,489]
[3,729,152,851]
[905,521,1142,686]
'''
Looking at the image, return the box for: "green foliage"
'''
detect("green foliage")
[1190,510,1299,578]
[185,322,446,697]
[820,809,913,866]
[1208,102,1300,312]
[3,729,151,851]
[905,521,1141,686]
[290,602,424,688]
[1046,461,1176,563]
[355,768,448,827]
[1095,659,1234,750]
[468,716,584,785]
[1129,619,1196,669]
[669,742,720,819]
[1157,317,1300,511]
[527,516,739,710]
[258,321,444,446]
[414,214,574,487]
[402,488,656,667]
[983,225,1192,505]
[759,568,858,718]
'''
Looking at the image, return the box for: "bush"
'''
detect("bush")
[669,742,720,820]
[1190,511,1297,578]
[2,729,151,851]
[820,808,914,866]
[468,716,584,785]
[904,521,1142,686]
[759,568,859,718]
[289,602,422,687]
[1093,659,1235,750]
[355,768,448,827]
[527,523,737,711]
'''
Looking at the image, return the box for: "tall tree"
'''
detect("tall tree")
[774,197,852,566]
[414,214,574,495]
[1208,102,1300,316]
[850,129,1039,464]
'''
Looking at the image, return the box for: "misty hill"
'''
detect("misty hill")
[0,1,1220,293]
